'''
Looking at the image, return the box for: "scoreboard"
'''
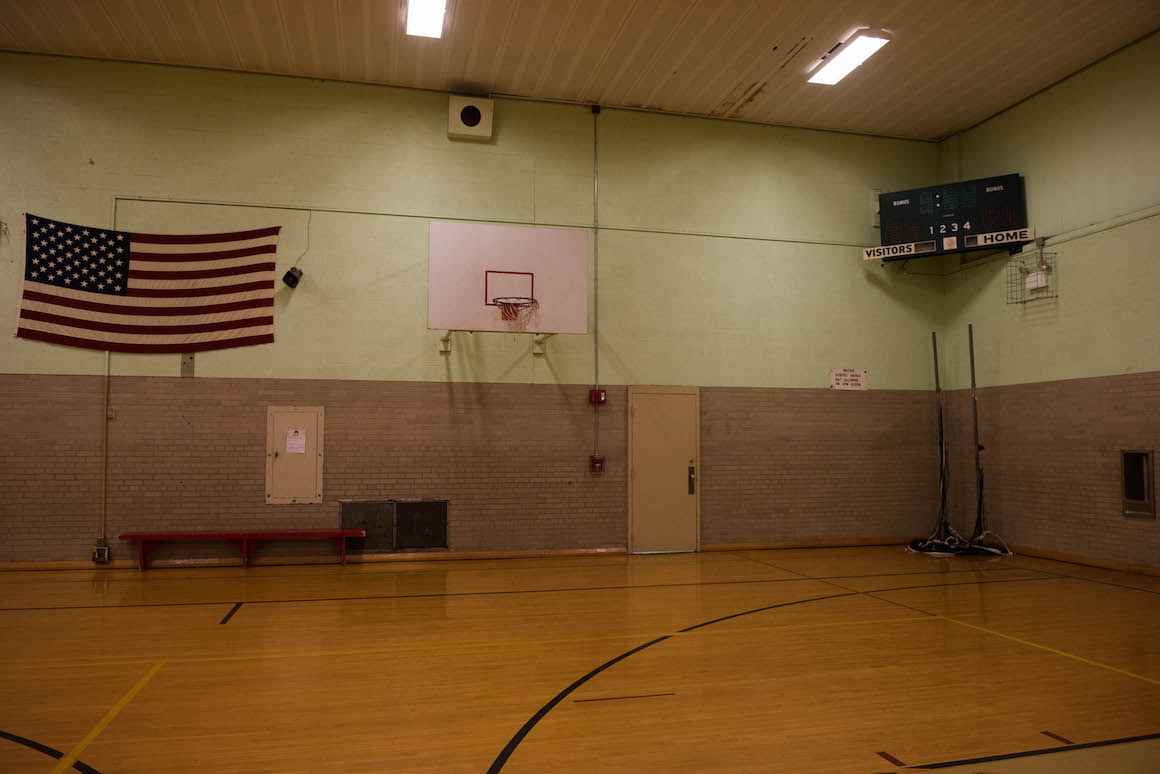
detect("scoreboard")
[865,173,1032,262]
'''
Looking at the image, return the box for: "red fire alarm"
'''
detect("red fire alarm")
[589,454,606,474]
[588,388,607,405]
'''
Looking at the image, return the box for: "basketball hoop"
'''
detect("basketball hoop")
[492,296,539,331]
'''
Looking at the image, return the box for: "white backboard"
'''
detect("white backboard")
[427,221,589,334]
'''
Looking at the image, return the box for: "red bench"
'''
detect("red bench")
[118,529,366,570]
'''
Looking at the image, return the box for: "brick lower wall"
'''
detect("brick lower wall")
[17,372,1149,567]
[1,375,106,562]
[700,387,937,547]
[0,375,628,562]
[945,371,1160,571]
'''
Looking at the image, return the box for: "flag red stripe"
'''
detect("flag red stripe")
[128,262,276,280]
[129,226,281,244]
[21,289,273,316]
[130,245,277,262]
[126,280,275,298]
[20,309,274,335]
[15,328,275,353]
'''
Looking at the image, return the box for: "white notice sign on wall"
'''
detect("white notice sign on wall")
[286,428,306,454]
[829,368,868,391]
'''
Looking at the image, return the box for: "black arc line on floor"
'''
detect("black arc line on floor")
[909,730,1160,768]
[485,636,671,773]
[877,750,907,766]
[0,728,103,773]
[218,602,242,625]
[486,575,1072,772]
[677,591,858,632]
[1040,729,1073,745]
[573,692,675,703]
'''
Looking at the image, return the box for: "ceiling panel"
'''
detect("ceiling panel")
[0,0,1157,139]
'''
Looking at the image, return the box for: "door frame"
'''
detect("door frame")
[627,385,701,554]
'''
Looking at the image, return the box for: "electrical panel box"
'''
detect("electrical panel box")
[266,406,324,504]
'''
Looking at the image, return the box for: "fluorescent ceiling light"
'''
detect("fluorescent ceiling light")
[808,35,889,85]
[406,0,447,38]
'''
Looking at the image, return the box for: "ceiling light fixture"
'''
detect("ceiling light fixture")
[406,0,447,38]
[807,31,890,85]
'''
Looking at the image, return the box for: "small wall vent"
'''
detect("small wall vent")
[448,96,493,140]
[1121,450,1155,518]
[394,499,449,549]
[339,499,394,552]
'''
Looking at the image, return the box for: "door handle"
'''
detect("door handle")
[688,464,696,495]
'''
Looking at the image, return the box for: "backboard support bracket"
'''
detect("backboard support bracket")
[438,330,470,354]
[439,330,559,355]
[532,333,555,356]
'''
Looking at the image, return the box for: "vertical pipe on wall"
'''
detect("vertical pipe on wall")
[100,350,110,544]
[591,105,601,455]
[101,195,119,553]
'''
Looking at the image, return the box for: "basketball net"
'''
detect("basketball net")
[493,297,539,332]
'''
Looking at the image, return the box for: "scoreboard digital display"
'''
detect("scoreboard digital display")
[866,173,1031,262]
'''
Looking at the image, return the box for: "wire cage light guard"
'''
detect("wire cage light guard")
[1006,248,1057,304]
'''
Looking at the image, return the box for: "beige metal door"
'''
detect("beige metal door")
[629,386,699,553]
[266,406,324,504]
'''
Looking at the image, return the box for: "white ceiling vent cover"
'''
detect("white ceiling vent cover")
[448,96,494,141]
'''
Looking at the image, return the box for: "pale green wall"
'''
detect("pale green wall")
[2,52,941,388]
[936,33,1160,389]
[597,111,941,388]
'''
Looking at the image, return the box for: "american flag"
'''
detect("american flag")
[16,214,280,353]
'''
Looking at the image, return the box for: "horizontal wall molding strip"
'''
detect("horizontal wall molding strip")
[111,196,874,250]
[1045,202,1160,248]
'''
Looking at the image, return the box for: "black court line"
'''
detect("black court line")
[487,574,1075,771]
[1040,730,1074,745]
[1007,553,1160,597]
[573,692,675,703]
[486,636,671,773]
[859,592,938,617]
[672,577,1055,635]
[909,730,1160,768]
[0,575,830,613]
[877,750,907,766]
[0,728,102,773]
[1023,568,1160,598]
[739,551,1052,585]
[0,556,1038,588]
[738,554,817,579]
[0,561,1075,614]
[218,602,242,625]
[677,592,859,632]
[868,575,1057,594]
[0,556,649,586]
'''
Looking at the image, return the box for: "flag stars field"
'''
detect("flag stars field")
[17,213,282,353]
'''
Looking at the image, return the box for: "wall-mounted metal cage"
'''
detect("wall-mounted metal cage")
[1006,242,1057,304]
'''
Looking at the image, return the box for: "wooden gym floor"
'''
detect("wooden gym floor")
[1,546,1159,773]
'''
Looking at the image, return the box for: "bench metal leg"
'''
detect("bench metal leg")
[337,537,347,565]
[239,539,250,567]
[138,541,149,571]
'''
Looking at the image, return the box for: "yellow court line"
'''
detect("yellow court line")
[942,616,1160,687]
[816,576,1160,687]
[50,660,166,774]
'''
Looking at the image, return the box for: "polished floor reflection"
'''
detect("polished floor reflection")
[1,547,1157,772]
